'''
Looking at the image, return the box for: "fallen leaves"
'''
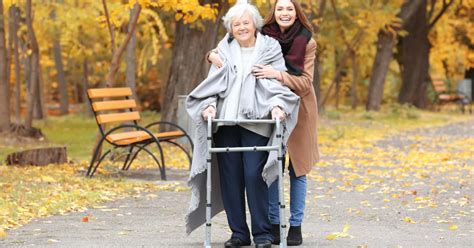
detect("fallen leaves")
[0,162,186,230]
[0,229,6,238]
[326,224,354,240]
[448,224,458,231]
[47,239,60,243]
[311,111,473,241]
[403,217,416,224]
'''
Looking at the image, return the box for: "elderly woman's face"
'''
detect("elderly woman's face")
[231,11,256,46]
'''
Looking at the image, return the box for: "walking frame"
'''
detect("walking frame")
[205,117,288,248]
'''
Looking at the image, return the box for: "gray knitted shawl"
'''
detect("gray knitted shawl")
[185,32,300,235]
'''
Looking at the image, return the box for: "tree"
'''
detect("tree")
[126,4,139,101]
[102,0,141,87]
[0,0,11,132]
[397,0,455,108]
[8,4,21,123]
[366,0,424,111]
[51,6,69,115]
[25,0,41,129]
[161,0,226,126]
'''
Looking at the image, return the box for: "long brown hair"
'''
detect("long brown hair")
[263,0,314,35]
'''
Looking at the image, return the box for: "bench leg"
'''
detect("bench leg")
[89,150,111,177]
[122,146,135,170]
[87,137,107,177]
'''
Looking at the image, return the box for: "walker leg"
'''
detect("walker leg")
[276,120,287,248]
[205,117,212,248]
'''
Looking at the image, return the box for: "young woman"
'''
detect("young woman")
[208,0,320,246]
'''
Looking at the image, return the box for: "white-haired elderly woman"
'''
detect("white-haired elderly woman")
[185,1,300,248]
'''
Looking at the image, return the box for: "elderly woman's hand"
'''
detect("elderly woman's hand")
[271,106,286,121]
[209,51,224,69]
[201,105,217,121]
[252,64,283,81]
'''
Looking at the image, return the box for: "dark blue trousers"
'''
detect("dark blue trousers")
[213,125,273,243]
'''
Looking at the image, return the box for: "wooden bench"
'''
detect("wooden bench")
[86,87,193,179]
[431,78,466,112]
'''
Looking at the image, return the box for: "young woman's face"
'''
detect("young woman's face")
[274,0,297,32]
[231,11,257,46]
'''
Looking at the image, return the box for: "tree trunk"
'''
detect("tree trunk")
[22,40,30,118]
[0,0,11,132]
[25,0,41,129]
[351,52,359,109]
[83,58,93,116]
[53,40,69,115]
[334,49,341,109]
[365,0,426,111]
[126,4,138,101]
[396,0,454,108]
[9,5,21,123]
[50,7,68,115]
[103,1,141,87]
[161,0,227,127]
[33,62,44,119]
[397,0,430,107]
[366,30,395,111]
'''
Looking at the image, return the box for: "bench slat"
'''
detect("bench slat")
[106,130,185,145]
[433,85,447,92]
[88,88,132,99]
[92,100,137,112]
[96,112,140,124]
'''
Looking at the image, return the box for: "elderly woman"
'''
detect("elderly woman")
[208,0,319,245]
[185,2,300,248]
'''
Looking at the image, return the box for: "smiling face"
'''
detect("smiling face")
[274,0,297,32]
[231,11,257,47]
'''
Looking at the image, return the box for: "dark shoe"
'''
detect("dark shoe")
[287,226,303,246]
[255,239,272,248]
[271,224,280,245]
[224,238,251,248]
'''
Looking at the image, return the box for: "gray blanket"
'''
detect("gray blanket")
[185,32,300,235]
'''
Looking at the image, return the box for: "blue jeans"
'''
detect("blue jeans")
[268,160,307,226]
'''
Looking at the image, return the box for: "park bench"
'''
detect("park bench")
[431,78,468,112]
[86,87,193,179]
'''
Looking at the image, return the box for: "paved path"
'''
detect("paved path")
[1,120,473,247]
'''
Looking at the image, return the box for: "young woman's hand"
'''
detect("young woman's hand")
[209,52,224,69]
[201,105,216,121]
[252,64,283,81]
[271,106,286,121]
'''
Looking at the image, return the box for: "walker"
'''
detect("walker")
[204,117,287,248]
